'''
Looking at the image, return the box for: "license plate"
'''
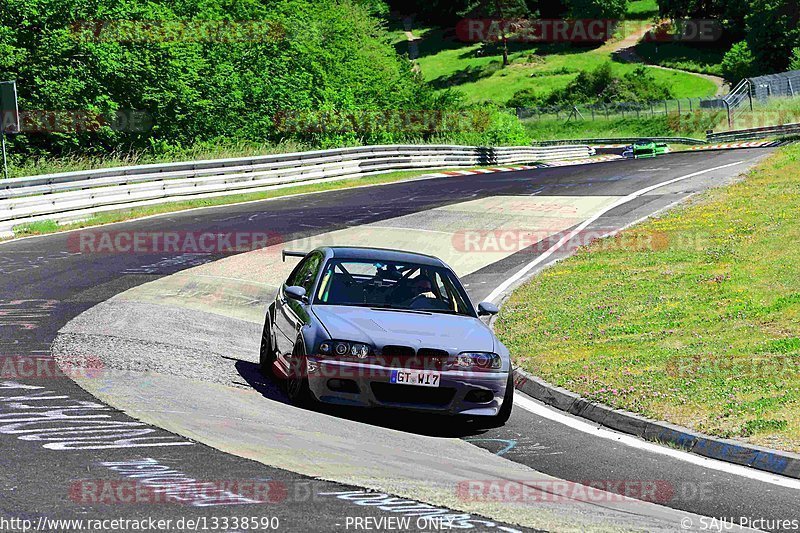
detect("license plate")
[390,370,440,388]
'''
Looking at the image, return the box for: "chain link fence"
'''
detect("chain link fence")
[515,97,723,122]
[515,70,800,132]
[749,70,800,101]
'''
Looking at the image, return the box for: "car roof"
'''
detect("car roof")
[320,246,446,267]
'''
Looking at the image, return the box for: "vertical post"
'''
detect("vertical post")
[1,131,7,180]
[677,99,681,115]
[725,101,733,129]
[689,98,693,112]
[604,104,609,120]
[650,102,655,116]
[664,100,668,115]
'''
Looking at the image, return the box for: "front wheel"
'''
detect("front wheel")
[494,371,515,425]
[259,315,277,377]
[477,371,514,428]
[286,342,313,407]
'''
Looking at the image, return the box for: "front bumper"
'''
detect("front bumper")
[305,358,509,416]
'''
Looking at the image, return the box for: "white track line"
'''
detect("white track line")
[486,159,752,303]
[489,155,800,487]
[514,393,800,490]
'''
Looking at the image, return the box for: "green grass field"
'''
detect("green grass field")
[496,144,800,451]
[413,29,717,105]
[626,0,660,20]
[634,41,728,76]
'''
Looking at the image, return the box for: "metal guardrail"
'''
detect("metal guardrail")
[707,122,800,142]
[0,144,594,234]
[532,137,707,146]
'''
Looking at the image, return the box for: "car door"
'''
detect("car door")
[274,252,322,358]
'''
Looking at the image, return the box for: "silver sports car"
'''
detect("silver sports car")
[260,246,514,425]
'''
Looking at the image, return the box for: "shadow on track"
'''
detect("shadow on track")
[233,359,492,439]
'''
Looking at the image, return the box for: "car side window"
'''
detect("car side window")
[287,253,322,292]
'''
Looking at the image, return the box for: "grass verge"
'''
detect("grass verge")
[7,167,484,239]
[496,144,800,452]
[522,116,682,140]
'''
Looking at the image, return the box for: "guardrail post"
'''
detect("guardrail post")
[725,101,733,129]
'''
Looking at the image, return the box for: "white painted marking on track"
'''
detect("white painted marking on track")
[487,155,799,487]
[513,393,800,490]
[485,159,753,303]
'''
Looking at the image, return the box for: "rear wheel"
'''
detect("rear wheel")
[286,342,313,406]
[259,315,276,376]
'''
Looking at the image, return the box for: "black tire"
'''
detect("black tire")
[259,315,277,377]
[477,371,514,428]
[494,371,515,425]
[286,342,313,407]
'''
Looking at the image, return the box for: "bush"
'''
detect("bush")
[567,0,628,19]
[791,48,800,71]
[510,63,674,108]
[721,41,758,84]
[506,88,545,109]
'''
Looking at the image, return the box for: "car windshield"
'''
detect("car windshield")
[314,259,475,317]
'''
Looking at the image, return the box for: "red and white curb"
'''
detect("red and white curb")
[434,166,535,177]
[688,141,778,150]
[428,156,624,178]
[539,154,624,166]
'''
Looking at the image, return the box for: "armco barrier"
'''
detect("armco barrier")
[707,123,800,143]
[0,144,593,235]
[532,137,707,146]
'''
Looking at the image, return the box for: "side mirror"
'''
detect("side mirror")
[477,302,499,316]
[285,285,307,302]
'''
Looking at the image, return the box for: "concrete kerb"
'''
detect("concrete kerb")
[511,367,800,481]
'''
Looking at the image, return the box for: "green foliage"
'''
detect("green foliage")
[509,63,674,107]
[744,0,800,73]
[0,0,529,162]
[658,0,800,75]
[791,48,800,71]
[721,40,758,83]
[566,0,629,19]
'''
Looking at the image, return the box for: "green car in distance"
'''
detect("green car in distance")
[624,140,670,159]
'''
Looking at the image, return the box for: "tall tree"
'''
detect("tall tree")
[462,0,531,66]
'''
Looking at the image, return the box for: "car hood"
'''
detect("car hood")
[311,305,495,353]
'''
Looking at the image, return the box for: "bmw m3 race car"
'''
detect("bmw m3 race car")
[260,246,514,425]
[622,139,670,159]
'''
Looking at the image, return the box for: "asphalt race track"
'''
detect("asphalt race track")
[3,149,797,532]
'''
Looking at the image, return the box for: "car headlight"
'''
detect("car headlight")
[449,352,502,371]
[319,341,371,359]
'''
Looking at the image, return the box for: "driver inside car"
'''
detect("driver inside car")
[407,275,436,302]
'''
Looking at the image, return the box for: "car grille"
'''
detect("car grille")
[381,345,415,357]
[376,346,449,370]
[370,383,456,406]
